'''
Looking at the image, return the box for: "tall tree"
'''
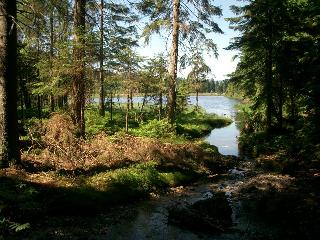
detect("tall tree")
[0,0,20,167]
[167,0,180,122]
[72,0,86,136]
[137,0,223,123]
[98,0,105,116]
[97,0,138,116]
[228,0,285,132]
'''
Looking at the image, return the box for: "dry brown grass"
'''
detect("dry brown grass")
[21,113,223,174]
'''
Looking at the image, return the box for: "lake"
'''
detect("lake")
[188,96,240,156]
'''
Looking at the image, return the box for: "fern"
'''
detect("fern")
[9,222,30,232]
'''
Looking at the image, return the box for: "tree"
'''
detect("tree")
[0,0,20,167]
[98,0,105,116]
[137,0,223,123]
[228,0,320,136]
[72,0,86,136]
[97,0,138,116]
[187,47,211,108]
[145,54,169,119]
[228,0,287,132]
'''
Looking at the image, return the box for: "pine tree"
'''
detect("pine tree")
[72,0,86,136]
[136,0,223,123]
[0,0,20,167]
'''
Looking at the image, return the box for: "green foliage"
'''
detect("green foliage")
[136,0,223,51]
[85,109,110,136]
[176,107,232,139]
[159,171,195,187]
[176,78,190,114]
[0,218,30,236]
[228,0,320,135]
[130,119,176,138]
[108,162,161,197]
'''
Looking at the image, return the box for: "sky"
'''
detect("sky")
[136,0,242,81]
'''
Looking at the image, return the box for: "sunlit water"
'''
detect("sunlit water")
[188,96,240,156]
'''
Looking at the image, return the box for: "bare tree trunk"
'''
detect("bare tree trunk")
[72,0,86,137]
[0,0,20,167]
[167,0,180,123]
[99,0,105,116]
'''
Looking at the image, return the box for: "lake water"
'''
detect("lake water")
[188,96,240,156]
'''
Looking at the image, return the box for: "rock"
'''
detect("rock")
[168,192,233,233]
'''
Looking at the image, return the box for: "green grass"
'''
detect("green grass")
[176,107,232,139]
[84,105,232,140]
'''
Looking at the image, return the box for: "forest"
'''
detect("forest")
[0,0,319,239]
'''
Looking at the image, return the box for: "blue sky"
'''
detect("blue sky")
[136,0,242,81]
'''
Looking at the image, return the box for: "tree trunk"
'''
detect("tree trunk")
[130,89,134,110]
[265,7,273,133]
[50,94,55,112]
[37,95,42,119]
[0,0,20,167]
[20,86,24,125]
[63,95,68,107]
[125,92,129,132]
[110,92,113,121]
[289,91,296,124]
[99,0,105,116]
[167,0,180,123]
[58,96,64,108]
[50,12,55,112]
[140,94,147,113]
[72,0,86,137]
[20,75,31,109]
[159,91,163,120]
[277,74,283,130]
[196,90,199,109]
